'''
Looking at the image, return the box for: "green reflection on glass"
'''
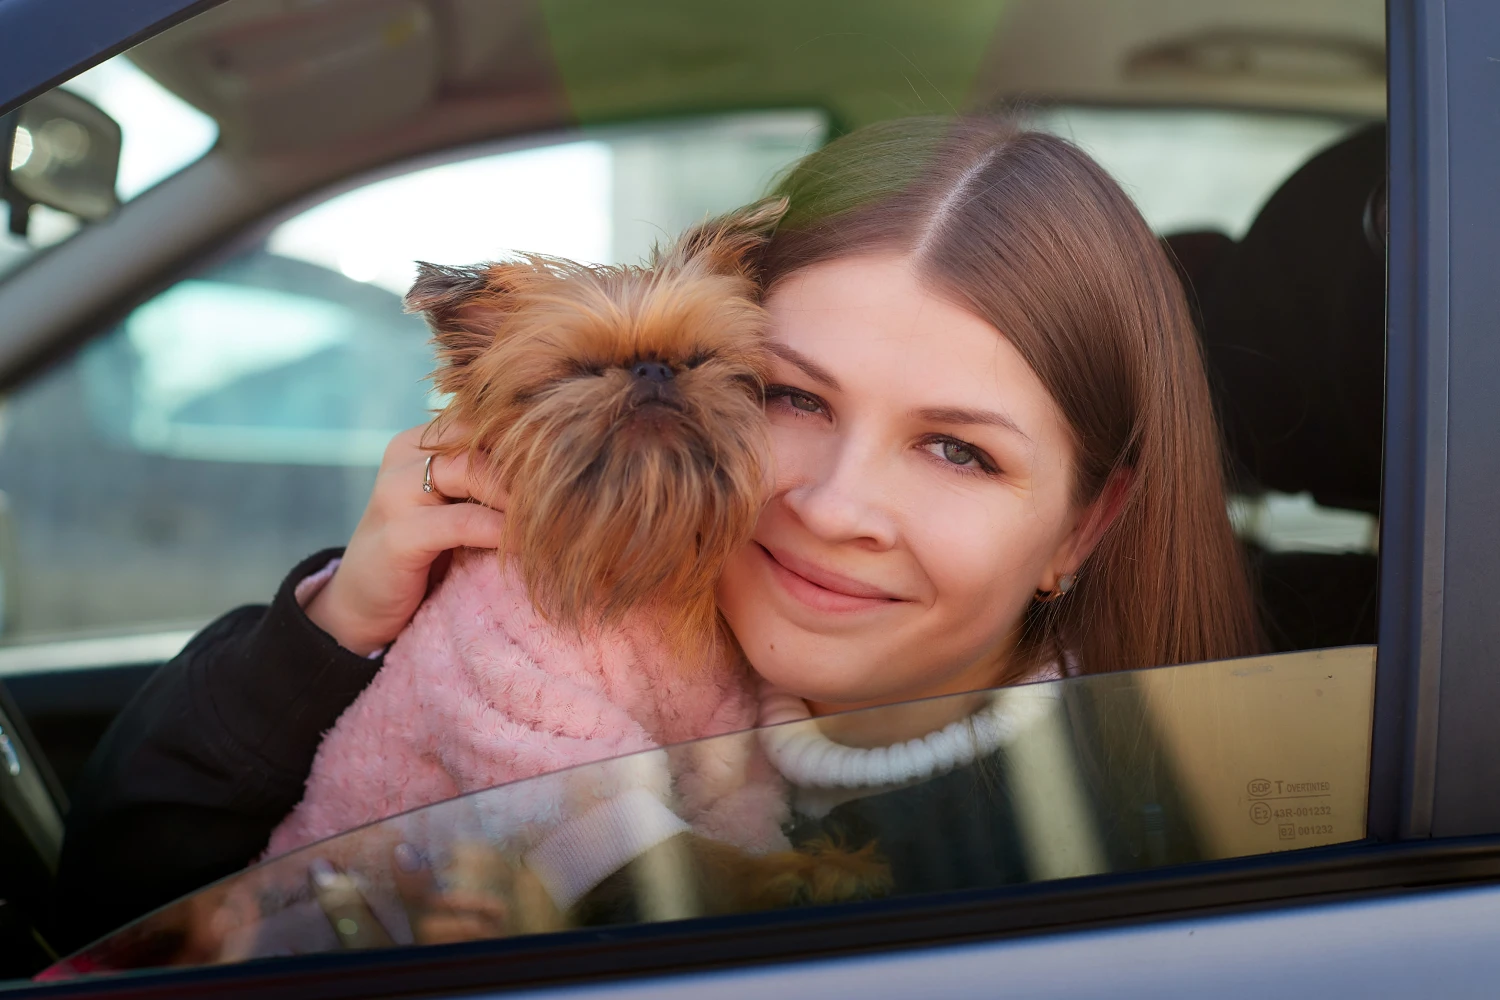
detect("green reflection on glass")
[538,0,1010,130]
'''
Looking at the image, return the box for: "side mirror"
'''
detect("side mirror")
[2,89,122,237]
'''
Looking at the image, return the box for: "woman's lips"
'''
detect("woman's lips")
[757,543,904,614]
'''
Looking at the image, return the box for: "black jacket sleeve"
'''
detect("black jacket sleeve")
[50,549,384,953]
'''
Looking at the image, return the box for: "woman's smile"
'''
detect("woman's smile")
[755,542,907,615]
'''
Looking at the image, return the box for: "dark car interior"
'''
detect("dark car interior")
[1175,122,1386,654]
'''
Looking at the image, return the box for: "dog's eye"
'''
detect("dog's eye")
[568,361,607,378]
[683,353,713,369]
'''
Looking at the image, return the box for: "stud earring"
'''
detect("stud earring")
[1034,572,1077,603]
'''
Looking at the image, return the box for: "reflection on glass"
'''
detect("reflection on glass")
[45,646,1374,978]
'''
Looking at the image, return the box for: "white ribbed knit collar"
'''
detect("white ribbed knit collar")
[756,675,1059,792]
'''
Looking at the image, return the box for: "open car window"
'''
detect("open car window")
[0,111,824,644]
[46,646,1374,977]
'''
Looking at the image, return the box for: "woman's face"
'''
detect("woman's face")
[716,255,1090,712]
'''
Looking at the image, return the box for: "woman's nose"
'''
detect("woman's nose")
[782,447,899,550]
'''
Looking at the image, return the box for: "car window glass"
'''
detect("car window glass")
[45,646,1376,977]
[0,56,218,281]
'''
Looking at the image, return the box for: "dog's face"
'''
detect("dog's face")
[407,200,785,650]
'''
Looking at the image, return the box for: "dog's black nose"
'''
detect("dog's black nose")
[631,360,675,383]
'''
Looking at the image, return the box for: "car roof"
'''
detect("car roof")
[120,0,1383,158]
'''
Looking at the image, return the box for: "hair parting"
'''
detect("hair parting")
[760,116,1260,678]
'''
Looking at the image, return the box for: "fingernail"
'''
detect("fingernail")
[394,843,424,873]
[308,858,339,888]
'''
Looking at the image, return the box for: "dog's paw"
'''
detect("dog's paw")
[761,838,893,907]
[796,838,895,904]
[689,834,892,910]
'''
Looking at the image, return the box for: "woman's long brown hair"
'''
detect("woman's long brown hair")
[758,116,1260,678]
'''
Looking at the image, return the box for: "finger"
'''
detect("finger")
[380,423,476,477]
[385,420,471,459]
[417,913,504,945]
[392,843,436,914]
[416,418,476,452]
[411,448,511,512]
[393,843,461,944]
[424,450,483,505]
[381,423,507,510]
[405,502,507,555]
[381,424,436,467]
[410,450,471,506]
[416,891,509,945]
[429,890,509,923]
[309,859,395,949]
[373,430,446,510]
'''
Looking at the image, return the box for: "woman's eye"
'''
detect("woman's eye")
[924,437,996,474]
[943,441,976,465]
[766,385,827,417]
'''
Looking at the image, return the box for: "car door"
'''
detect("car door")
[2,0,1500,996]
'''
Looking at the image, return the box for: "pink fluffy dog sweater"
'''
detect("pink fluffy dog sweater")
[266,550,788,902]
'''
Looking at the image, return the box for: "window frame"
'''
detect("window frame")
[0,0,225,122]
[1372,0,1500,843]
[1367,0,1445,844]
[19,838,1500,999]
[1402,0,1500,839]
[4,0,1500,993]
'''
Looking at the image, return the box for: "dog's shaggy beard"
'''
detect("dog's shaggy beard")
[486,357,770,659]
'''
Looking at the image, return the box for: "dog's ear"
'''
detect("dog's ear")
[654,196,787,282]
[406,262,521,390]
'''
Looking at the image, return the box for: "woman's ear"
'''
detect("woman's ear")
[654,197,788,282]
[1041,466,1134,591]
[406,261,521,395]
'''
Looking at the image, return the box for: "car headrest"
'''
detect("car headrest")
[1162,229,1234,329]
[1192,123,1386,514]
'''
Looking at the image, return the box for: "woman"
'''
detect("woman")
[53,117,1257,951]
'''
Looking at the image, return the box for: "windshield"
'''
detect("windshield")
[0,55,217,281]
[45,645,1373,978]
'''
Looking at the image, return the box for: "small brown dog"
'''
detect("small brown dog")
[412,199,783,651]
[259,198,890,937]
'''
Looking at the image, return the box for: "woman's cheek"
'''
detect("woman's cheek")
[915,493,1052,615]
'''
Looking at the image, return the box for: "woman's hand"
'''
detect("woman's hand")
[305,423,506,656]
[392,843,565,945]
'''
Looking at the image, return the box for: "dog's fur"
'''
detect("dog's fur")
[263,199,889,928]
[415,199,783,651]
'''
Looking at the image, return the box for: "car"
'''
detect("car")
[1,0,1498,995]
